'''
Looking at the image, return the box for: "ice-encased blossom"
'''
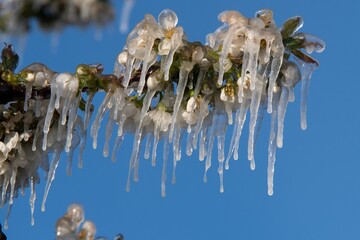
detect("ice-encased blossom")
[148,107,172,132]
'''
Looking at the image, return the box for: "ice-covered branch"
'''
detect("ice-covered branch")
[0,8,325,229]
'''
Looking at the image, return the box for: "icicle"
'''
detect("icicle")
[169,62,193,141]
[41,146,61,212]
[144,134,152,160]
[35,96,42,118]
[66,132,79,176]
[111,134,125,163]
[120,0,135,33]
[113,88,126,121]
[65,98,79,153]
[91,92,111,149]
[298,61,317,130]
[57,118,65,142]
[267,91,280,196]
[84,92,94,128]
[123,55,135,88]
[1,174,9,207]
[8,167,17,205]
[4,203,12,230]
[217,26,236,86]
[224,103,233,124]
[199,128,208,161]
[116,114,126,137]
[194,62,208,97]
[24,83,32,111]
[126,90,156,191]
[162,27,183,81]
[276,87,289,148]
[173,125,182,161]
[186,128,194,156]
[137,39,155,95]
[247,79,263,168]
[253,104,266,145]
[161,136,169,198]
[267,56,283,113]
[204,111,220,183]
[192,95,211,149]
[32,119,44,151]
[42,78,57,151]
[75,118,86,169]
[103,110,115,158]
[152,127,160,167]
[233,99,250,161]
[217,114,227,193]
[171,126,182,184]
[267,34,284,113]
[29,176,36,226]
[225,109,239,170]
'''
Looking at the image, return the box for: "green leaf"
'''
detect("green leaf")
[291,49,319,67]
[280,16,304,39]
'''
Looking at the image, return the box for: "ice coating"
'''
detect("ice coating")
[0,9,325,222]
[293,33,325,54]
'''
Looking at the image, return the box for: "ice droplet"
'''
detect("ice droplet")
[158,9,178,31]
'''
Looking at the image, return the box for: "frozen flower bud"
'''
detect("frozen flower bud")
[4,131,19,151]
[158,9,178,31]
[117,51,129,65]
[0,161,10,175]
[192,46,205,62]
[147,70,162,91]
[256,9,274,26]
[66,204,85,227]
[79,220,96,239]
[220,84,235,103]
[186,96,197,112]
[218,10,247,25]
[158,38,172,55]
[19,70,35,83]
[201,82,213,95]
[56,216,73,237]
[281,61,301,87]
[0,142,9,162]
[249,17,265,29]
[213,57,232,73]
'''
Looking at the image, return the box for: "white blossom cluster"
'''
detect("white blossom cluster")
[0,8,324,228]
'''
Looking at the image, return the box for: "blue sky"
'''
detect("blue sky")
[1,0,359,239]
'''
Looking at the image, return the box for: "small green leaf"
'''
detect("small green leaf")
[280,16,304,39]
[291,49,319,67]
